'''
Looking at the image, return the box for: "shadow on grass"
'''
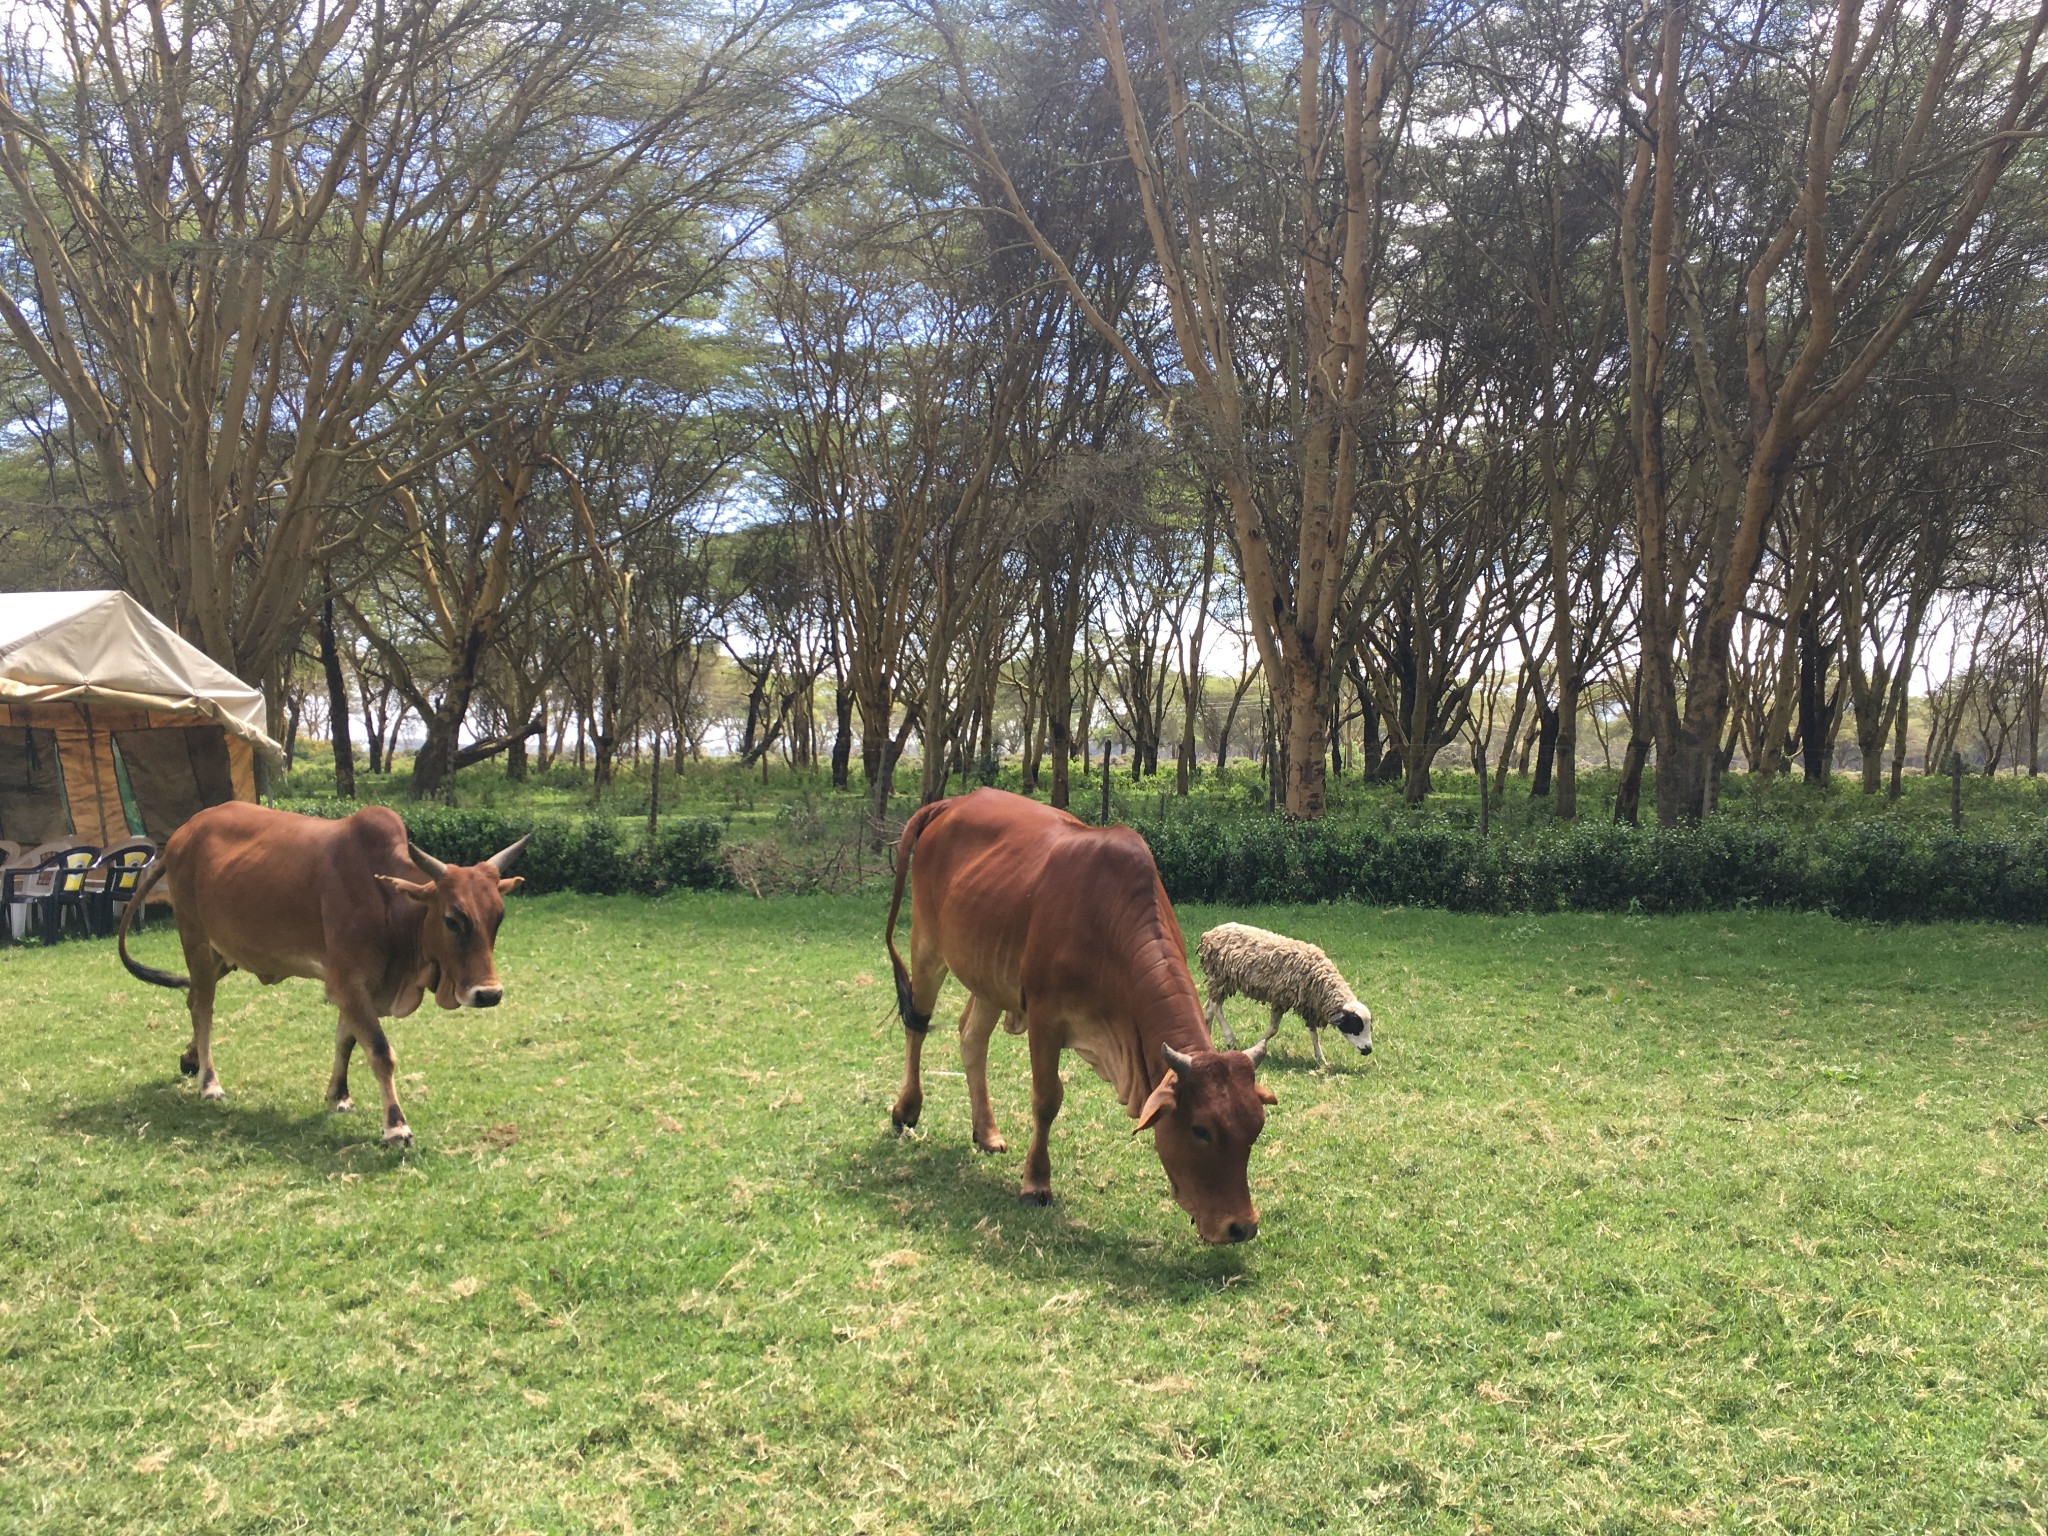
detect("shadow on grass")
[49,1077,424,1177]
[1242,1049,1374,1079]
[828,1131,1256,1302]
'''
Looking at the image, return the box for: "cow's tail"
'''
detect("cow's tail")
[885,799,951,1035]
[117,856,186,990]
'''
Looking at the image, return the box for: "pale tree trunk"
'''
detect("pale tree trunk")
[1622,0,2048,825]
[549,454,640,799]
[1619,1,1688,824]
[1753,482,1824,786]
[1888,692,1909,800]
[771,233,1037,820]
[1843,529,1940,794]
[1048,657,1075,809]
[1493,664,1532,803]
[346,399,560,802]
[318,592,357,799]
[830,675,854,791]
[1540,419,1580,819]
[936,0,1417,818]
[1018,640,1043,793]
[1176,510,1217,796]
[1039,547,1093,811]
[920,560,957,806]
[1516,31,1626,824]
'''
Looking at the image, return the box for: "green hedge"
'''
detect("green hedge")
[268,796,2048,920]
[1131,809,2048,921]
[269,800,730,895]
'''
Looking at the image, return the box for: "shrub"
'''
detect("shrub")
[265,791,2048,921]
[1124,805,2048,922]
[634,819,730,894]
[266,799,729,896]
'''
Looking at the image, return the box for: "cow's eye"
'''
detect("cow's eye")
[1191,1124,1212,1144]
[444,913,467,937]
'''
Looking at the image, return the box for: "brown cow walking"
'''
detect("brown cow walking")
[885,788,1275,1244]
[118,803,527,1146]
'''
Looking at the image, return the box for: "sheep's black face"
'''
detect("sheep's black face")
[1333,1001,1374,1055]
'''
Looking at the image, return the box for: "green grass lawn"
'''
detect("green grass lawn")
[3,897,2046,1533]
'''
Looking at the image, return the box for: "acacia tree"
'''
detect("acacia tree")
[332,0,827,799]
[1619,0,2048,823]
[0,0,780,719]
[1833,229,2048,793]
[932,0,1447,818]
[1091,487,1205,778]
[1432,0,1628,818]
[1019,438,1137,806]
[763,154,1062,814]
[716,513,838,769]
[550,356,754,793]
[762,197,943,810]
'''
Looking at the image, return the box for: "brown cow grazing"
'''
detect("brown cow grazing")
[885,788,1275,1244]
[117,803,527,1146]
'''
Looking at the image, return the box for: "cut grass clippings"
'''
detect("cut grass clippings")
[2,896,2046,1532]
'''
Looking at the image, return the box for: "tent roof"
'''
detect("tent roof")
[0,590,284,760]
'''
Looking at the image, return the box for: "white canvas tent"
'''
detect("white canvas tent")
[0,591,282,847]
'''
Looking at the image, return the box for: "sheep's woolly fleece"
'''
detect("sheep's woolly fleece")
[1196,921,1372,1049]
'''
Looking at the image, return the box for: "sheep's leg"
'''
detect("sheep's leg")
[1260,1002,1285,1050]
[1205,991,1239,1049]
[1310,1026,1327,1068]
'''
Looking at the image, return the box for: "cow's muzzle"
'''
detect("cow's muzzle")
[467,986,503,1009]
[1199,1213,1260,1245]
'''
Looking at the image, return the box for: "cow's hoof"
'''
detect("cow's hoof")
[890,1107,920,1134]
[329,1096,355,1114]
[200,1082,226,1102]
[179,1055,198,1077]
[1017,1187,1052,1206]
[975,1133,1008,1155]
[382,1125,413,1148]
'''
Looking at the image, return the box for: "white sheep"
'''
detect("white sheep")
[1197,922,1374,1067]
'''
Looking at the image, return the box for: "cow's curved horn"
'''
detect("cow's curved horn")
[408,843,448,881]
[1161,1041,1196,1075]
[1242,1037,1269,1070]
[487,835,532,872]
[487,834,531,874]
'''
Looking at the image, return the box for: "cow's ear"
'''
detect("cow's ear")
[373,873,435,904]
[1133,1071,1179,1133]
[1254,1083,1278,1106]
[497,876,524,896]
